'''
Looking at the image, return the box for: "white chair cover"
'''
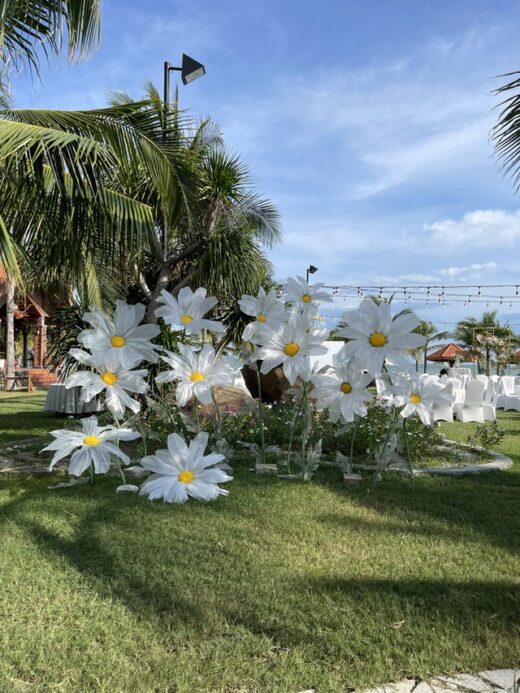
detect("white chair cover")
[454,380,485,423]
[433,383,453,422]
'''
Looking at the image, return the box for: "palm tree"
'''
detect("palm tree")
[455,311,514,375]
[0,0,100,100]
[107,86,281,321]
[492,72,520,190]
[411,320,449,373]
[0,0,101,383]
[0,90,280,361]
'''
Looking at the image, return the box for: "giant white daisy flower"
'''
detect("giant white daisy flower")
[238,287,286,342]
[41,416,140,477]
[253,313,328,384]
[154,286,224,335]
[312,355,373,423]
[139,431,232,503]
[65,354,148,420]
[336,299,425,376]
[391,372,451,426]
[78,301,160,369]
[155,343,235,406]
[283,276,331,312]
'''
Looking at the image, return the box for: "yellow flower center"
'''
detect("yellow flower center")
[101,371,118,386]
[369,332,387,348]
[257,313,267,323]
[302,294,312,303]
[284,342,300,357]
[180,314,193,324]
[341,382,352,394]
[190,371,205,382]
[178,470,194,484]
[83,435,100,446]
[111,335,126,348]
[410,394,421,404]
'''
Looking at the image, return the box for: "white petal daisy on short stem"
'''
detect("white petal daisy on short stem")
[253,313,327,385]
[283,276,332,312]
[41,416,140,477]
[154,286,224,335]
[391,372,451,426]
[79,301,161,370]
[238,287,286,342]
[155,343,235,406]
[65,354,148,420]
[336,298,425,376]
[139,431,232,503]
[312,355,373,423]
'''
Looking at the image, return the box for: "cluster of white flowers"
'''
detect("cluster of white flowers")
[46,289,235,502]
[42,276,453,500]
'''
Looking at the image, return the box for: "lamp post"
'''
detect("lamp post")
[306,264,318,283]
[163,53,206,109]
[161,53,206,260]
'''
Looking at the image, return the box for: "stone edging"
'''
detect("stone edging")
[299,668,520,693]
[350,439,513,478]
[414,439,513,476]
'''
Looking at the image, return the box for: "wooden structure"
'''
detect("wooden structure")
[0,266,59,388]
[426,343,468,368]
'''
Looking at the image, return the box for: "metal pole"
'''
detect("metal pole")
[163,61,170,120]
[162,62,171,261]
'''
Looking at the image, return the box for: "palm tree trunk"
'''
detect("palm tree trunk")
[5,274,16,388]
[145,264,171,323]
[423,341,428,374]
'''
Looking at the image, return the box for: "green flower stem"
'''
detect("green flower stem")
[195,404,201,433]
[348,415,360,471]
[401,418,415,489]
[90,461,94,485]
[212,390,222,440]
[254,363,266,465]
[287,382,307,475]
[113,418,127,485]
[300,382,310,479]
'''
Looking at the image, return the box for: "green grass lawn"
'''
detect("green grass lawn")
[0,394,519,692]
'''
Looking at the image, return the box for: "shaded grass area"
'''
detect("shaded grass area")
[0,392,60,444]
[0,394,519,692]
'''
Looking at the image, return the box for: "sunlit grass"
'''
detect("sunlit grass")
[0,394,519,692]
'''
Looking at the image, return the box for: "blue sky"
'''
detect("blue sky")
[11,0,520,333]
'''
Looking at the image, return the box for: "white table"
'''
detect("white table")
[44,384,100,415]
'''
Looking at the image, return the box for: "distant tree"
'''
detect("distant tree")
[455,311,515,375]
[411,320,449,373]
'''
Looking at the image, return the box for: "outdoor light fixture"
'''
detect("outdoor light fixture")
[162,53,206,260]
[306,265,318,283]
[163,53,206,106]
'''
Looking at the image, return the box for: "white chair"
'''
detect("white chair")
[501,376,516,396]
[454,380,486,423]
[433,382,454,422]
[500,395,520,413]
[483,379,496,403]
[476,375,488,386]
[447,377,464,404]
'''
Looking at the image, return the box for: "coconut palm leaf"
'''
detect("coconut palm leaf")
[492,71,520,190]
[0,0,101,75]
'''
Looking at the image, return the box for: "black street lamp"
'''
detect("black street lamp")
[161,54,206,260]
[163,53,206,107]
[306,265,318,283]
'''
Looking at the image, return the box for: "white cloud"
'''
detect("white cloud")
[439,262,498,279]
[424,209,520,246]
